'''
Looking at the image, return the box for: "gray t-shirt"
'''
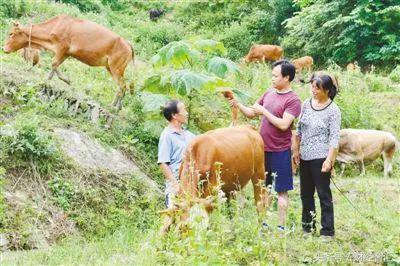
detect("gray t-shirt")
[157,126,196,176]
[296,99,341,161]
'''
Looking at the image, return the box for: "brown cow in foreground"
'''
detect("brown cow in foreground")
[337,129,397,177]
[18,48,40,70]
[3,15,134,109]
[292,56,313,72]
[161,126,267,233]
[244,44,283,63]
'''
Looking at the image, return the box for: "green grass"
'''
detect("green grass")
[1,176,399,265]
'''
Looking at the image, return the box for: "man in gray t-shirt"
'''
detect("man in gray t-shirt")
[158,100,195,208]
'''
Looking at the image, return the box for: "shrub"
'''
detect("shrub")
[219,22,256,61]
[0,117,56,162]
[389,65,400,82]
[48,177,76,211]
[0,1,28,18]
[54,0,103,13]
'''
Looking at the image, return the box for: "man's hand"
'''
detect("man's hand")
[251,103,265,115]
[228,98,239,108]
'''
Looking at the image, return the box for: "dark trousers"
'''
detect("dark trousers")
[300,158,334,236]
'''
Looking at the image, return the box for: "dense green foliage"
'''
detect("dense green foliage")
[1,0,398,68]
[283,0,400,68]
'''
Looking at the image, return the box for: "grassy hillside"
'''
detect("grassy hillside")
[0,1,399,264]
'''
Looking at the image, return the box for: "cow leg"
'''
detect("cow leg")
[383,148,395,178]
[340,163,346,176]
[28,57,39,71]
[48,52,70,84]
[110,75,127,110]
[109,65,129,110]
[27,62,36,71]
[47,69,56,80]
[357,159,365,176]
[55,69,71,85]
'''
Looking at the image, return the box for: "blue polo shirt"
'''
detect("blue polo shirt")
[157,126,196,177]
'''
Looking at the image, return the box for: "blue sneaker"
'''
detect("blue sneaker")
[277,225,285,231]
[262,222,269,230]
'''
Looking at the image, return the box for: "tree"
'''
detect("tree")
[282,0,400,68]
[142,39,245,128]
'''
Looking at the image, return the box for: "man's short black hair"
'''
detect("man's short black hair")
[272,59,296,82]
[163,100,180,121]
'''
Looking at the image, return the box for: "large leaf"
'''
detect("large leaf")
[193,39,227,55]
[170,70,229,96]
[141,93,169,113]
[151,41,201,69]
[142,74,162,93]
[231,88,251,103]
[206,57,241,78]
[142,74,172,94]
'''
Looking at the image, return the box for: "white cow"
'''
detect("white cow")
[337,129,397,177]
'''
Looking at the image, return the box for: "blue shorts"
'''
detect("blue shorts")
[265,149,293,192]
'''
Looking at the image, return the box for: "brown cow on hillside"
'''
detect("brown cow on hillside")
[292,56,313,72]
[3,15,134,109]
[337,129,397,177]
[346,63,356,71]
[161,126,267,232]
[18,47,40,70]
[244,44,283,63]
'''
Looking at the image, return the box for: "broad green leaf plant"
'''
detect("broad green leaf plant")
[142,39,242,127]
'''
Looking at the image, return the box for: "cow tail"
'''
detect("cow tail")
[129,42,135,64]
[128,42,135,94]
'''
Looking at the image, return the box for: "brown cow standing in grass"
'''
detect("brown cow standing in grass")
[18,47,40,70]
[3,15,134,109]
[346,63,356,71]
[292,56,313,72]
[244,44,284,63]
[337,129,397,177]
[161,126,267,233]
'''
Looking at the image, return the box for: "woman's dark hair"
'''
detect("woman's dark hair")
[272,59,296,82]
[303,72,339,100]
[162,100,180,121]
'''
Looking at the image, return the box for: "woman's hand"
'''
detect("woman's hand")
[293,150,300,166]
[321,158,332,173]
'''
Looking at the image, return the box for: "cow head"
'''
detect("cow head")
[3,22,28,53]
[159,197,215,235]
[243,55,251,64]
